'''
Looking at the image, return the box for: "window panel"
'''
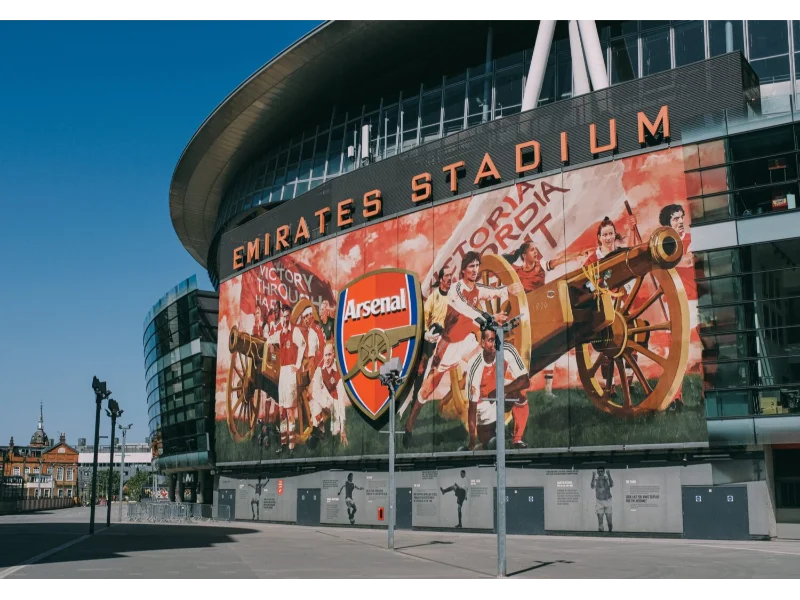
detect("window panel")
[704,360,751,388]
[728,126,795,162]
[682,144,700,171]
[732,154,798,189]
[556,54,572,100]
[380,103,399,158]
[748,20,789,60]
[609,36,638,84]
[420,92,441,129]
[401,96,419,151]
[299,138,314,180]
[642,29,671,76]
[609,21,638,38]
[734,182,799,216]
[495,50,523,71]
[750,55,791,84]
[467,76,491,125]
[325,127,344,177]
[494,66,523,118]
[699,193,732,223]
[685,171,702,197]
[698,140,727,168]
[701,167,729,195]
[537,58,556,106]
[674,21,705,67]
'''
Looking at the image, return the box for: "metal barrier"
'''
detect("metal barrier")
[125,502,230,524]
[0,497,76,515]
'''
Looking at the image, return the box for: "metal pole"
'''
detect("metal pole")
[482,24,493,123]
[388,381,396,550]
[522,20,556,111]
[106,411,117,527]
[89,395,103,534]
[118,425,131,523]
[495,325,507,578]
[725,21,734,53]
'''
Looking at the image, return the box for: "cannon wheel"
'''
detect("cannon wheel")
[291,299,322,445]
[576,267,689,415]
[226,340,260,442]
[445,254,532,428]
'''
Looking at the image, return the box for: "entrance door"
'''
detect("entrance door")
[682,486,749,540]
[493,487,545,535]
[396,487,412,530]
[297,488,321,526]
[218,489,235,521]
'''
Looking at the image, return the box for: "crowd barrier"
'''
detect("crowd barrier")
[125,501,231,523]
[0,497,76,515]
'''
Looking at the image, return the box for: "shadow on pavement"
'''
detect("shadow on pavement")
[509,559,575,577]
[396,540,454,551]
[0,522,259,569]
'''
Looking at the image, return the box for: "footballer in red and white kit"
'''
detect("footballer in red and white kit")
[466,329,530,450]
[267,303,306,453]
[658,204,696,300]
[417,251,522,404]
[311,342,348,446]
[300,306,322,362]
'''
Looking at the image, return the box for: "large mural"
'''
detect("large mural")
[215,146,707,463]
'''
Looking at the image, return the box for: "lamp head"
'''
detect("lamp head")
[92,377,107,395]
[378,357,402,387]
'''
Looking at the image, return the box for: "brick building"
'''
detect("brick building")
[0,405,79,499]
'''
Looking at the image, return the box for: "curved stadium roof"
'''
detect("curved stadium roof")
[169,19,536,269]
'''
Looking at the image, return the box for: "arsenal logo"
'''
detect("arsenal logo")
[335,269,423,420]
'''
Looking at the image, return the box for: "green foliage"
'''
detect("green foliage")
[124,468,151,501]
[95,469,121,499]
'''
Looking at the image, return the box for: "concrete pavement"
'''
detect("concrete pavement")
[2,507,800,578]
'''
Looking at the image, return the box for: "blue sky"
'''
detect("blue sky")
[0,21,321,446]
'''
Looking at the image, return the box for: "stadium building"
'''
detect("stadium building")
[143,275,218,503]
[169,21,800,539]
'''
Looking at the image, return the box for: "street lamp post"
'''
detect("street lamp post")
[105,399,123,527]
[378,357,403,551]
[118,423,133,522]
[474,311,520,579]
[90,376,112,535]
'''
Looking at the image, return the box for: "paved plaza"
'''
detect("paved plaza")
[1,507,800,578]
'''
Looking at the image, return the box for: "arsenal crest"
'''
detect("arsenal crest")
[335,269,423,420]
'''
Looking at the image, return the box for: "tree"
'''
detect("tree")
[124,468,151,501]
[95,469,120,499]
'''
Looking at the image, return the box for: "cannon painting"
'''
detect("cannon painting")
[447,226,688,422]
[226,301,324,443]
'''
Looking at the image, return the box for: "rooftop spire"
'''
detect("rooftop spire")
[39,401,43,429]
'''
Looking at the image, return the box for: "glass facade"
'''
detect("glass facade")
[696,238,800,418]
[143,275,218,468]
[686,124,800,224]
[213,20,800,258]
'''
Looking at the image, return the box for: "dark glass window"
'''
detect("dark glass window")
[709,21,744,57]
[494,66,523,118]
[467,76,491,125]
[610,36,638,83]
[734,182,799,216]
[674,21,705,67]
[750,55,791,84]
[774,449,800,508]
[443,84,465,135]
[748,20,789,59]
[732,154,798,189]
[728,126,795,161]
[642,28,671,76]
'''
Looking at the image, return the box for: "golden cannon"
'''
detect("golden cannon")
[225,301,322,442]
[448,226,689,417]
